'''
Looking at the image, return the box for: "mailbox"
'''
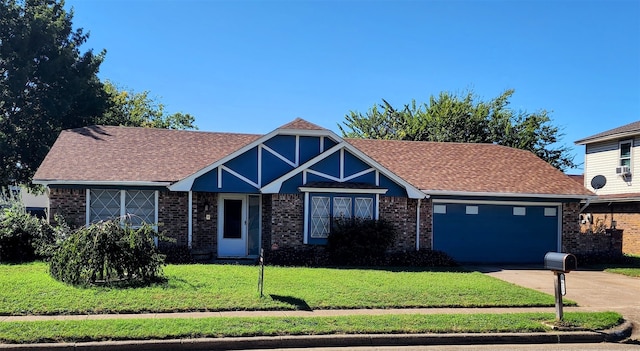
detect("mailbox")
[544,252,577,273]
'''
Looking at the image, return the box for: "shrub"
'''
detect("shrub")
[326,218,396,266]
[160,244,194,264]
[265,246,330,267]
[0,199,57,262]
[49,219,165,287]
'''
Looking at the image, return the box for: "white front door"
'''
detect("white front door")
[218,195,247,257]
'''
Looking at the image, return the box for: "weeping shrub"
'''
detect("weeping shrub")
[49,219,165,287]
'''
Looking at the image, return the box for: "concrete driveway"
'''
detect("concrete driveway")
[471,265,640,340]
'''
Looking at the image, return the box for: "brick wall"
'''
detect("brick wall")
[579,202,640,255]
[191,192,217,253]
[48,188,86,228]
[268,193,305,249]
[419,199,433,250]
[261,194,273,250]
[378,196,417,252]
[563,201,624,257]
[158,191,189,247]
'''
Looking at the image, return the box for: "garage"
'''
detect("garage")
[432,201,560,264]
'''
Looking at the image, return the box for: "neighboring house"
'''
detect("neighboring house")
[33,118,592,264]
[2,185,48,218]
[575,120,640,255]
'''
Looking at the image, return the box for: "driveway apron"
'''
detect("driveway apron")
[473,266,640,340]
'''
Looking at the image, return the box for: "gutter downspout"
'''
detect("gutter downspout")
[579,198,592,213]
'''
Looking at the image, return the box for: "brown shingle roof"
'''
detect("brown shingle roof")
[575,120,640,144]
[346,138,592,196]
[34,120,592,197]
[33,126,261,183]
[277,118,327,131]
[567,174,585,186]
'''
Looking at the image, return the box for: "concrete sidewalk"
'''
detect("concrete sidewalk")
[0,306,622,322]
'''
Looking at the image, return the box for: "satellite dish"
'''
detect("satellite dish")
[591,175,607,190]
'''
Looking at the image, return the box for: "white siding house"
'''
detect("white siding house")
[583,136,640,195]
[575,120,640,254]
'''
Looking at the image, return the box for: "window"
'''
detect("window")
[310,196,330,238]
[513,207,526,216]
[466,206,478,215]
[433,204,447,214]
[333,197,352,219]
[125,190,156,227]
[620,140,632,167]
[354,197,373,219]
[89,189,121,223]
[88,189,157,227]
[308,194,375,239]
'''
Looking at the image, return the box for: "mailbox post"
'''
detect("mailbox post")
[543,252,577,321]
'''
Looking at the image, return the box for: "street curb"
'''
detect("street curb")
[0,321,632,351]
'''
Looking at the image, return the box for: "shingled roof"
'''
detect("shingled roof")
[346,138,592,197]
[33,126,261,183]
[34,120,592,197]
[575,120,640,145]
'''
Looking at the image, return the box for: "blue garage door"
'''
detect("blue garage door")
[433,203,559,264]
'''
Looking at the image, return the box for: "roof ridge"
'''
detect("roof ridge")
[277,118,327,131]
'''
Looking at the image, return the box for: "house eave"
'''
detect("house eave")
[587,196,640,204]
[423,189,594,200]
[298,186,389,194]
[32,179,172,187]
[575,131,640,145]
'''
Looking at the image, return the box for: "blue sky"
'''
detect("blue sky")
[64,0,639,173]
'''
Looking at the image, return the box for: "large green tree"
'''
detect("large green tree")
[98,81,197,130]
[0,0,108,187]
[339,89,576,171]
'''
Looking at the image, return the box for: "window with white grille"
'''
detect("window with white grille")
[310,196,330,238]
[308,194,375,241]
[89,189,121,223]
[125,190,156,227]
[333,197,352,219]
[354,197,373,219]
[88,189,157,227]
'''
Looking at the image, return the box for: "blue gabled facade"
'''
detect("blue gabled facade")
[179,128,416,197]
[167,122,425,257]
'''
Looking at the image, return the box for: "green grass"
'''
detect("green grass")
[606,267,640,277]
[0,262,570,315]
[592,255,640,277]
[0,312,623,344]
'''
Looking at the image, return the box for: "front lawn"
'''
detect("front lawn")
[0,263,569,315]
[0,312,622,344]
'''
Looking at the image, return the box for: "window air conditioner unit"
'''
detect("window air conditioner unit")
[616,166,631,176]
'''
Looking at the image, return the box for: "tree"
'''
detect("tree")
[0,0,109,188]
[98,81,197,130]
[339,89,576,171]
